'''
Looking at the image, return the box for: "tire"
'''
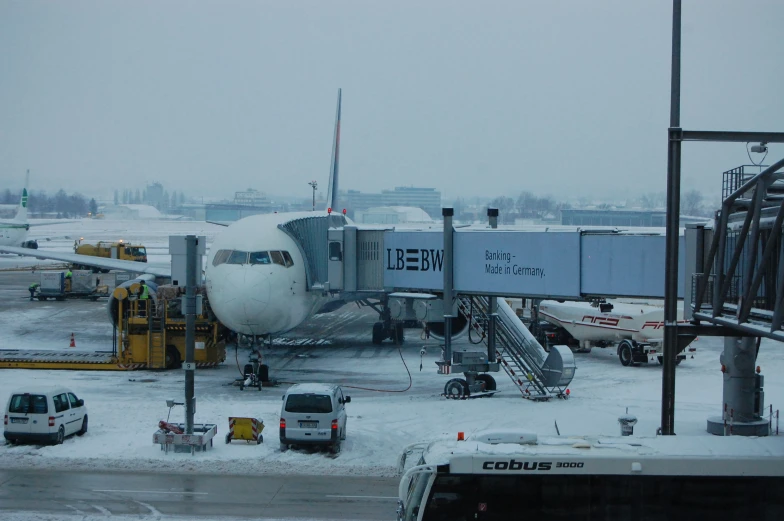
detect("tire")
[258,364,269,383]
[225,433,232,444]
[77,415,88,436]
[257,434,263,444]
[444,378,469,399]
[476,374,497,392]
[330,441,341,454]
[657,356,683,366]
[165,346,181,369]
[280,443,288,452]
[55,426,65,445]
[371,322,385,345]
[37,296,45,301]
[340,426,346,441]
[618,341,634,367]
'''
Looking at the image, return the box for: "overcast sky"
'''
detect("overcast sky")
[1,1,782,204]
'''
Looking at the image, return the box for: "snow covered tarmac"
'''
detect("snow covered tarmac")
[1,219,783,479]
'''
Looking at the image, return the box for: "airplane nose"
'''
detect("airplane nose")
[213,268,271,335]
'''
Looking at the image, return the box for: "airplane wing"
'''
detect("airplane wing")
[0,245,171,278]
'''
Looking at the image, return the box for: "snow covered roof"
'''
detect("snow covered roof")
[285,383,341,395]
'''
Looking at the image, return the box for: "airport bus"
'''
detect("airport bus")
[396,430,784,521]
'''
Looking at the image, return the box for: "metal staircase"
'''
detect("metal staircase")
[147,305,166,370]
[456,296,576,400]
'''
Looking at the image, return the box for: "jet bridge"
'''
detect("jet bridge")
[325,218,693,400]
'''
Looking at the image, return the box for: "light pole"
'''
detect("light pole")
[308,180,318,211]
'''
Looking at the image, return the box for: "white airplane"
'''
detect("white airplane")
[0,171,62,249]
[0,90,388,343]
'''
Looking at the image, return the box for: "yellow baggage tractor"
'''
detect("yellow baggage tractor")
[225,417,264,444]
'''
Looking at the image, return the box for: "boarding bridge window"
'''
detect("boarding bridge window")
[212,250,231,267]
[226,250,248,265]
[329,242,342,261]
[250,251,271,265]
[282,251,294,267]
[270,251,285,266]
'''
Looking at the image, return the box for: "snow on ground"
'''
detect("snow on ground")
[1,334,783,479]
[1,218,783,480]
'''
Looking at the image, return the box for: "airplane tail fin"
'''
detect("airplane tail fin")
[14,170,29,223]
[325,88,342,212]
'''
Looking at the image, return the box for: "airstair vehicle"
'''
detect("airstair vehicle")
[448,296,575,400]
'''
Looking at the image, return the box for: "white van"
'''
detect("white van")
[279,383,350,454]
[4,387,88,445]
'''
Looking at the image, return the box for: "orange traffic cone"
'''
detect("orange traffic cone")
[69,333,76,348]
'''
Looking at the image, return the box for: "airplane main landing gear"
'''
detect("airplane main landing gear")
[372,321,404,345]
[369,296,405,345]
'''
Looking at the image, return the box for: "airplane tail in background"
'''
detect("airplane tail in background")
[13,170,29,223]
[326,88,342,212]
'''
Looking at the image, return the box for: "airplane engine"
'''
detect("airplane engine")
[412,299,471,340]
[424,314,470,341]
[107,278,158,327]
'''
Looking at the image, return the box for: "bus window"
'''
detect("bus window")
[282,251,294,267]
[270,251,285,266]
[249,251,271,265]
[211,249,231,267]
[226,250,248,265]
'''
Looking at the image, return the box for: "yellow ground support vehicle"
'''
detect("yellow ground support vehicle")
[0,285,227,371]
[73,240,147,272]
[114,284,228,369]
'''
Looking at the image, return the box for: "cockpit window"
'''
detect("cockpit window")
[212,249,231,267]
[250,251,271,265]
[270,251,285,266]
[227,251,248,265]
[282,251,294,267]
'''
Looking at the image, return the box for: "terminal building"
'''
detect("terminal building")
[561,208,709,227]
[343,187,441,220]
[204,188,279,222]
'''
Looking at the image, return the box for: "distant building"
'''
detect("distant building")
[343,187,441,218]
[100,204,163,220]
[145,182,166,209]
[561,209,708,227]
[354,206,434,224]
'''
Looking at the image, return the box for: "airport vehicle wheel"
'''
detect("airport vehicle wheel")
[257,435,263,444]
[618,341,633,367]
[371,322,385,345]
[657,356,683,366]
[280,443,288,452]
[225,433,232,444]
[77,415,88,436]
[330,441,341,454]
[340,427,346,441]
[476,374,496,392]
[239,383,244,391]
[165,346,181,369]
[56,426,65,445]
[259,364,269,383]
[37,296,46,301]
[444,378,468,399]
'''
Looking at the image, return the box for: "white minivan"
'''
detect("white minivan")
[279,383,350,454]
[4,387,88,445]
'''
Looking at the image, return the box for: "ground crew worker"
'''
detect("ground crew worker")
[29,282,39,301]
[64,268,73,292]
[65,268,73,279]
[139,279,150,317]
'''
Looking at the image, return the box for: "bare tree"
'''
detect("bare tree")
[681,189,704,216]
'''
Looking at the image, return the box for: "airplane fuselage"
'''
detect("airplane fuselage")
[0,223,29,248]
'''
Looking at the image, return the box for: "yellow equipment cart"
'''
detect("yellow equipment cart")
[226,417,264,444]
